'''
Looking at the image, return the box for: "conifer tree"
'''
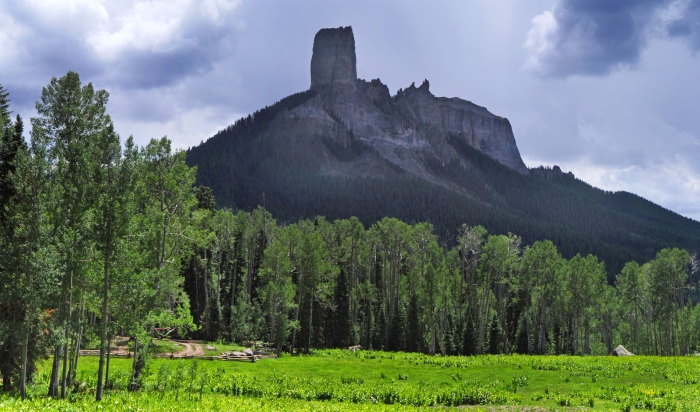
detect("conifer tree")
[388,303,405,351]
[374,305,387,350]
[0,85,10,130]
[0,115,24,217]
[488,316,502,354]
[333,266,351,348]
[516,317,530,354]
[463,315,476,356]
[406,294,422,352]
[0,94,56,399]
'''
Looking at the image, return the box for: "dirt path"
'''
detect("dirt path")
[169,340,204,358]
[79,339,204,358]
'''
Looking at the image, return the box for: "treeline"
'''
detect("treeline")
[188,207,700,361]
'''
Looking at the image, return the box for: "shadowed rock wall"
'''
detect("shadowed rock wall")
[310,26,357,90]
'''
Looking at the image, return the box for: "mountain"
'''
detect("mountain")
[186,26,700,279]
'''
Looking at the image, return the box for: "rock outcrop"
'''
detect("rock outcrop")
[310,27,357,90]
[612,345,634,356]
[265,26,528,185]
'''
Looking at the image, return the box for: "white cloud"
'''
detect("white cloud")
[0,12,28,61]
[84,0,240,61]
[523,10,558,73]
[113,105,246,150]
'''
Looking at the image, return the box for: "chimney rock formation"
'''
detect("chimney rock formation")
[265,26,528,181]
[310,26,357,90]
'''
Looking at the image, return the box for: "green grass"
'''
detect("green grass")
[14,350,700,410]
[150,339,186,355]
[0,393,431,412]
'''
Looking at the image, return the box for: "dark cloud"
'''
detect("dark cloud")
[667,0,700,51]
[1,1,699,221]
[526,0,677,77]
[0,0,240,102]
[113,46,220,90]
[107,11,236,90]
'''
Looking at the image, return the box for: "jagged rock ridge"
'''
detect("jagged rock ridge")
[260,26,528,187]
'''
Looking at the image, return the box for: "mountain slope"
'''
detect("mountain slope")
[186,26,700,279]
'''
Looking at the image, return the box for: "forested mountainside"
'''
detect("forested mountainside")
[185,90,700,280]
[186,26,699,279]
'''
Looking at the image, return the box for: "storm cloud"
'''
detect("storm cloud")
[525,0,700,77]
[667,0,700,51]
[0,0,699,222]
[0,0,243,108]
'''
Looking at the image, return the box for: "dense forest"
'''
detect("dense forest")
[0,73,699,405]
[185,92,700,280]
[184,205,700,360]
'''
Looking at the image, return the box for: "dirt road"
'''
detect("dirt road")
[79,339,204,358]
[169,340,204,357]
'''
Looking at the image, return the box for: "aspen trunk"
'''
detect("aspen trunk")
[291,268,304,354]
[60,270,73,399]
[47,346,61,396]
[20,318,29,400]
[96,248,110,400]
[105,325,111,391]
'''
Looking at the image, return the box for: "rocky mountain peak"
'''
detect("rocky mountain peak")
[310,26,357,90]
[418,79,430,92]
[258,26,529,184]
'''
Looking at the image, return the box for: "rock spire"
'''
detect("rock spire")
[310,26,357,90]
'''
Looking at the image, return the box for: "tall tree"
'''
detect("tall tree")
[616,261,644,353]
[564,254,606,354]
[8,120,58,399]
[259,225,295,356]
[32,72,111,397]
[0,88,57,399]
[94,134,139,401]
[518,240,563,354]
[121,137,198,390]
[649,248,692,355]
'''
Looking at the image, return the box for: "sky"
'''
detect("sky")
[1,0,699,221]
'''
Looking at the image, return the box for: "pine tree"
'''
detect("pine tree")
[406,294,422,352]
[333,266,351,348]
[0,93,55,399]
[463,315,476,356]
[488,316,502,354]
[444,314,457,356]
[388,304,405,352]
[516,319,530,354]
[196,186,215,211]
[0,85,10,128]
[373,306,387,350]
[0,115,24,223]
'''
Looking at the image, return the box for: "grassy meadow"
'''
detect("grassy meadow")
[3,350,700,411]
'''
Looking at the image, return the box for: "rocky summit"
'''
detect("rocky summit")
[259,26,527,187]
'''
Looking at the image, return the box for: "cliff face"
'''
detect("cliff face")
[310,27,357,90]
[261,26,527,190]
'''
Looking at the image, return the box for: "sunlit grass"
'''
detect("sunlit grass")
[19,350,700,410]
